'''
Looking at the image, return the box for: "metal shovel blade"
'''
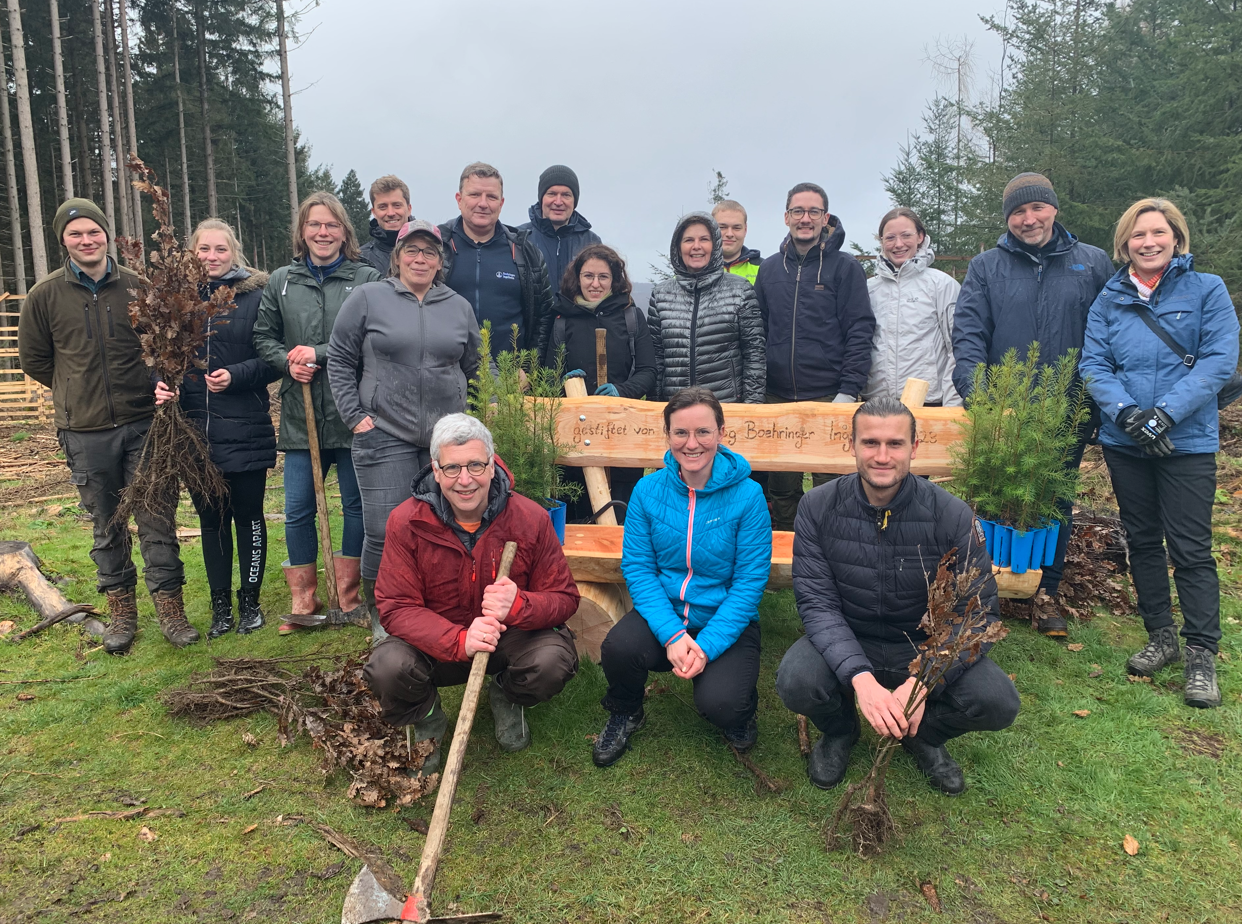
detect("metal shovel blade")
[342,865,502,923]
[282,604,369,629]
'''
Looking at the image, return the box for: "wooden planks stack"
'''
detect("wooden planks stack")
[0,295,52,423]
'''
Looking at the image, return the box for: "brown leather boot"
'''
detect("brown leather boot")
[280,562,322,635]
[102,587,139,655]
[153,588,200,648]
[330,553,369,628]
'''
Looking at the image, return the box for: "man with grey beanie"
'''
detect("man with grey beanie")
[519,164,601,301]
[952,172,1114,636]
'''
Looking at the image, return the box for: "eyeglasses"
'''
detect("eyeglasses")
[787,207,825,220]
[670,427,719,443]
[436,460,490,478]
[881,231,919,245]
[403,245,441,260]
[305,220,343,233]
[580,272,612,285]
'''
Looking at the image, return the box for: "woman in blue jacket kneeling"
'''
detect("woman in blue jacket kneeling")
[1080,197,1239,709]
[592,387,773,766]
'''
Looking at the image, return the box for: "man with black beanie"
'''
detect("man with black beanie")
[952,172,1114,636]
[519,164,601,299]
[18,198,192,655]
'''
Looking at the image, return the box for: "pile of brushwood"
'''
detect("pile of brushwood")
[164,654,438,808]
[825,548,1006,857]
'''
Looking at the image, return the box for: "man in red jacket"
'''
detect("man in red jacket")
[363,413,580,773]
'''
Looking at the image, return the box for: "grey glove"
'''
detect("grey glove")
[832,393,857,403]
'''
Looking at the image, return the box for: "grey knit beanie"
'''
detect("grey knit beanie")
[1002,173,1058,219]
[53,197,109,243]
[538,165,580,204]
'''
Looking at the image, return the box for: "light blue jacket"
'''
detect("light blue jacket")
[1080,254,1239,455]
[620,445,772,661]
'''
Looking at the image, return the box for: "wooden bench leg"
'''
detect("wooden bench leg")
[566,581,630,663]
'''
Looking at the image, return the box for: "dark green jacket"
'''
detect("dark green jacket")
[18,258,154,432]
[252,258,382,450]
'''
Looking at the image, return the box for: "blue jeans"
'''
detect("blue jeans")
[283,448,363,566]
[351,426,430,580]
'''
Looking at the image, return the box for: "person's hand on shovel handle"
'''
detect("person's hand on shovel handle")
[287,344,318,383]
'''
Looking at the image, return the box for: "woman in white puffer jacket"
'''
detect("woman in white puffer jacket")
[864,208,962,406]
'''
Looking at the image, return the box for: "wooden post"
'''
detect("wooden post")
[900,377,930,410]
[563,375,617,526]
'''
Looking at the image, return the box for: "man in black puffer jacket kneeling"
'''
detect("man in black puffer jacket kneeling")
[776,397,1019,795]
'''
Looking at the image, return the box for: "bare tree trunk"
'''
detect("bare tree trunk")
[71,55,93,202]
[118,0,141,239]
[3,19,28,292]
[7,0,47,282]
[193,0,215,216]
[275,0,297,218]
[103,0,130,241]
[171,5,190,237]
[91,0,116,260]
[49,0,73,199]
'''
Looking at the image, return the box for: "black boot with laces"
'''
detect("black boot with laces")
[592,709,645,767]
[236,587,265,635]
[207,588,234,639]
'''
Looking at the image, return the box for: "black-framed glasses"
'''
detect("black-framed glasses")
[436,460,490,477]
[786,207,825,220]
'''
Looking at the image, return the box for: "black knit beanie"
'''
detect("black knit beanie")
[1002,173,1058,219]
[538,165,580,204]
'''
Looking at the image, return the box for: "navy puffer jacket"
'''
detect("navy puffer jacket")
[792,473,999,687]
[180,268,279,473]
[518,206,601,297]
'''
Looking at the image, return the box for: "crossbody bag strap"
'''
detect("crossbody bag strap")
[1131,301,1196,368]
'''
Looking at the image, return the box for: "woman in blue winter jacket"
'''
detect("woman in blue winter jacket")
[1080,197,1239,709]
[591,387,773,767]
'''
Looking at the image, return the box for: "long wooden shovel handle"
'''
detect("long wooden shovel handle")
[302,380,339,610]
[595,327,608,387]
[408,541,518,918]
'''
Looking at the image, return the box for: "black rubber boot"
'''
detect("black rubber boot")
[901,735,966,795]
[236,587,265,635]
[1126,625,1181,677]
[592,709,645,767]
[207,588,234,639]
[807,726,859,790]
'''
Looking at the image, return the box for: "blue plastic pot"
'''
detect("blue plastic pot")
[994,523,1012,567]
[1029,528,1048,569]
[1010,529,1035,574]
[978,518,996,557]
[1042,520,1061,566]
[546,499,567,544]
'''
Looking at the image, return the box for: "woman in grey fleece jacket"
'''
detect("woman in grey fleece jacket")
[328,221,481,628]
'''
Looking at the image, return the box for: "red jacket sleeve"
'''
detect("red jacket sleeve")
[375,510,469,662]
[504,512,580,631]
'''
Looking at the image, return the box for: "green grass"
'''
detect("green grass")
[2,485,1242,923]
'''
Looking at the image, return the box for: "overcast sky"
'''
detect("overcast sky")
[290,0,1005,280]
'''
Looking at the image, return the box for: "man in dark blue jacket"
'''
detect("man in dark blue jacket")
[754,182,876,530]
[776,398,1019,794]
[359,175,412,275]
[952,173,1114,635]
[518,165,601,298]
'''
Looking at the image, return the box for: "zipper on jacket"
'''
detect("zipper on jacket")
[874,507,890,621]
[677,487,696,624]
[688,284,701,386]
[790,264,803,399]
[82,303,93,340]
[93,292,118,426]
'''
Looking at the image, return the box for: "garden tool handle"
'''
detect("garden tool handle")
[301,380,339,610]
[595,327,608,387]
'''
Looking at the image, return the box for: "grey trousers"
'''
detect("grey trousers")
[58,420,184,595]
[351,426,431,581]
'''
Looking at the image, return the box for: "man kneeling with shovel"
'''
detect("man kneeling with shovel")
[363,414,580,769]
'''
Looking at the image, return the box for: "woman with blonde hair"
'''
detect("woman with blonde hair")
[253,192,383,633]
[1081,197,1239,708]
[155,219,277,637]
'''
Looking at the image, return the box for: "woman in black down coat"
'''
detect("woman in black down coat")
[158,219,278,638]
[647,213,765,403]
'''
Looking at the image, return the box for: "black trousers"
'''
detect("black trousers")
[363,627,579,727]
[1042,405,1099,596]
[599,609,761,731]
[1103,448,1220,653]
[190,469,269,595]
[775,635,1020,749]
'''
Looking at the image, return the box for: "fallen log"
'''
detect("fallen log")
[0,540,99,641]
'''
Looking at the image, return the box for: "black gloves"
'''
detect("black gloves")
[1119,405,1175,457]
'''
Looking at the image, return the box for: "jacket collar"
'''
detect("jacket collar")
[724,246,761,269]
[410,456,514,543]
[850,470,918,515]
[997,221,1077,261]
[876,237,936,281]
[1105,252,1196,300]
[525,203,593,237]
[368,217,399,251]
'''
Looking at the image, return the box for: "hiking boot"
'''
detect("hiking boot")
[1184,646,1222,709]
[236,587,265,635]
[807,726,859,790]
[153,588,200,649]
[1031,591,1069,638]
[362,578,386,645]
[1126,625,1181,677]
[901,736,966,795]
[207,588,234,639]
[280,562,322,635]
[723,716,759,753]
[489,677,531,752]
[408,692,448,776]
[102,587,139,655]
[592,709,645,768]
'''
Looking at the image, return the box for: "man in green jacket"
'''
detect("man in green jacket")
[18,198,194,654]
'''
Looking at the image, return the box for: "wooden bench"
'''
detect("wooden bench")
[554,379,1035,659]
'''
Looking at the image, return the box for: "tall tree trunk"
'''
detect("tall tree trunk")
[49,0,72,199]
[91,0,116,259]
[0,18,22,293]
[7,0,47,282]
[193,0,216,216]
[118,0,141,239]
[103,0,130,241]
[275,0,297,217]
[70,54,93,202]
[171,5,190,236]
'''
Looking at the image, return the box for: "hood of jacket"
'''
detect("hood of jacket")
[875,236,936,281]
[368,217,398,251]
[411,455,514,535]
[779,215,847,266]
[207,266,269,296]
[525,204,594,238]
[725,245,762,268]
[669,212,724,282]
[385,275,460,305]
[659,443,752,496]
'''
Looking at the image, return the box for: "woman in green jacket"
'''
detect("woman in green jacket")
[253,192,382,632]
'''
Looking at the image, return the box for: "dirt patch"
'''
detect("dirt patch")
[1173,727,1226,760]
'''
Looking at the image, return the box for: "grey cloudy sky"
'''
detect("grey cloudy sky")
[291,0,1004,280]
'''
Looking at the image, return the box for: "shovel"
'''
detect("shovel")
[282,379,368,628]
[340,541,517,924]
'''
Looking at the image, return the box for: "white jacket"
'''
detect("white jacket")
[864,237,962,406]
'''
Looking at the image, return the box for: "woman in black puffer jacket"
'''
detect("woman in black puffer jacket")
[648,213,765,403]
[161,219,279,639]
